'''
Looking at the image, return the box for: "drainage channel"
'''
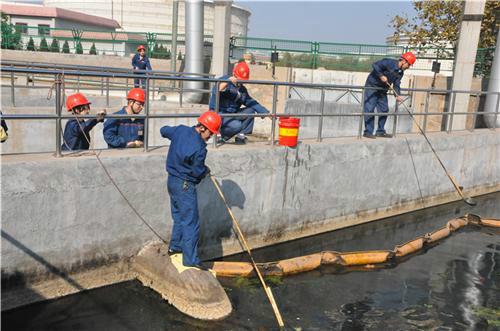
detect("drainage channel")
[2,192,499,330]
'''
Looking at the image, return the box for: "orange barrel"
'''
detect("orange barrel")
[279,117,300,147]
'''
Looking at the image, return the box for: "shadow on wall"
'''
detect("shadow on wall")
[197,178,246,260]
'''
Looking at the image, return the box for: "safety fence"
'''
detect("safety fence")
[1,24,213,59]
[210,214,500,277]
[1,63,499,157]
[1,23,495,76]
[230,36,495,76]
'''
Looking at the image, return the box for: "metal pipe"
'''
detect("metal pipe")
[171,0,179,76]
[484,28,500,128]
[55,74,62,157]
[392,95,398,137]
[270,85,278,145]
[213,81,220,148]
[422,91,430,133]
[144,78,150,152]
[447,92,457,133]
[10,66,15,107]
[317,88,325,142]
[184,0,204,103]
[358,87,366,139]
[106,72,110,107]
[471,93,480,132]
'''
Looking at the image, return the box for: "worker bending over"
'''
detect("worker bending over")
[363,52,416,139]
[160,111,222,269]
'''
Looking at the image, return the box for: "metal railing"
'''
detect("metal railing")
[1,64,499,157]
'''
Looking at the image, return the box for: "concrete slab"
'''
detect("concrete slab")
[132,242,232,320]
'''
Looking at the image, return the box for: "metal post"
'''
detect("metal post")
[392,96,398,137]
[358,87,365,139]
[271,85,278,145]
[10,66,15,107]
[77,75,80,92]
[152,77,156,101]
[447,92,457,133]
[494,92,500,130]
[179,80,184,107]
[144,78,150,152]
[106,72,110,107]
[55,74,62,157]
[171,0,179,79]
[471,93,480,132]
[126,77,129,90]
[101,76,104,95]
[317,88,325,142]
[422,91,430,133]
[212,81,220,148]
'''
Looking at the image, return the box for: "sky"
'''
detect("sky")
[8,0,416,45]
[235,1,415,44]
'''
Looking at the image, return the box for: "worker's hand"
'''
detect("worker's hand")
[96,110,106,122]
[126,141,137,148]
[380,75,388,84]
[396,95,404,103]
[229,76,238,85]
[134,140,144,147]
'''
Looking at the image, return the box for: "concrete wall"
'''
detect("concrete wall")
[2,130,499,282]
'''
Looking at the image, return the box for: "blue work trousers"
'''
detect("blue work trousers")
[167,175,201,266]
[363,88,389,135]
[134,75,146,89]
[220,107,256,140]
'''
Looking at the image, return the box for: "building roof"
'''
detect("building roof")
[0,3,120,29]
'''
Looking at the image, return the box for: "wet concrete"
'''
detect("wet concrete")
[2,192,499,330]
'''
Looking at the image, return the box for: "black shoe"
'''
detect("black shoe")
[363,133,376,139]
[375,132,393,138]
[235,137,247,145]
[168,249,182,256]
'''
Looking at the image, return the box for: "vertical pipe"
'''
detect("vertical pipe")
[471,93,480,132]
[10,66,15,107]
[422,91,430,133]
[106,72,110,107]
[317,88,325,142]
[180,80,184,107]
[392,97,398,138]
[271,85,278,145]
[483,28,500,128]
[494,92,499,130]
[152,77,156,101]
[447,92,457,133]
[358,87,365,139]
[184,0,204,103]
[101,76,104,95]
[171,0,179,76]
[55,74,62,157]
[144,78,150,152]
[212,81,220,148]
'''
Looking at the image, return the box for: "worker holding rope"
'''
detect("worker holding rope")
[62,93,105,151]
[103,88,145,148]
[363,51,416,139]
[209,61,269,145]
[160,111,222,270]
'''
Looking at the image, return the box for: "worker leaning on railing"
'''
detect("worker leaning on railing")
[62,93,105,151]
[103,88,145,149]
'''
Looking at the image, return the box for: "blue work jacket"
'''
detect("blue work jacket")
[365,58,404,95]
[208,75,269,114]
[160,125,208,184]
[62,118,98,151]
[132,53,152,71]
[103,107,144,148]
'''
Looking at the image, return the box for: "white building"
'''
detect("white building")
[43,0,251,38]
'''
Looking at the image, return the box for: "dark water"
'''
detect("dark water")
[3,193,500,330]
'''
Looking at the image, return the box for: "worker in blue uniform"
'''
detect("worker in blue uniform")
[62,93,105,151]
[103,88,145,148]
[209,61,269,145]
[363,51,416,139]
[132,45,152,89]
[160,111,222,269]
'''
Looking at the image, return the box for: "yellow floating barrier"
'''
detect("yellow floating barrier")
[394,237,425,257]
[208,214,498,278]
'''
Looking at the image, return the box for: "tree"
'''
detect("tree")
[75,42,83,54]
[26,37,35,51]
[39,37,49,52]
[1,13,22,50]
[281,52,292,67]
[177,51,182,60]
[89,42,97,55]
[50,38,59,52]
[390,1,500,54]
[62,40,70,53]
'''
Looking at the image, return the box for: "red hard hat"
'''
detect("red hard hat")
[401,52,416,65]
[233,61,250,80]
[66,93,90,111]
[198,111,221,134]
[137,45,146,51]
[127,88,145,103]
